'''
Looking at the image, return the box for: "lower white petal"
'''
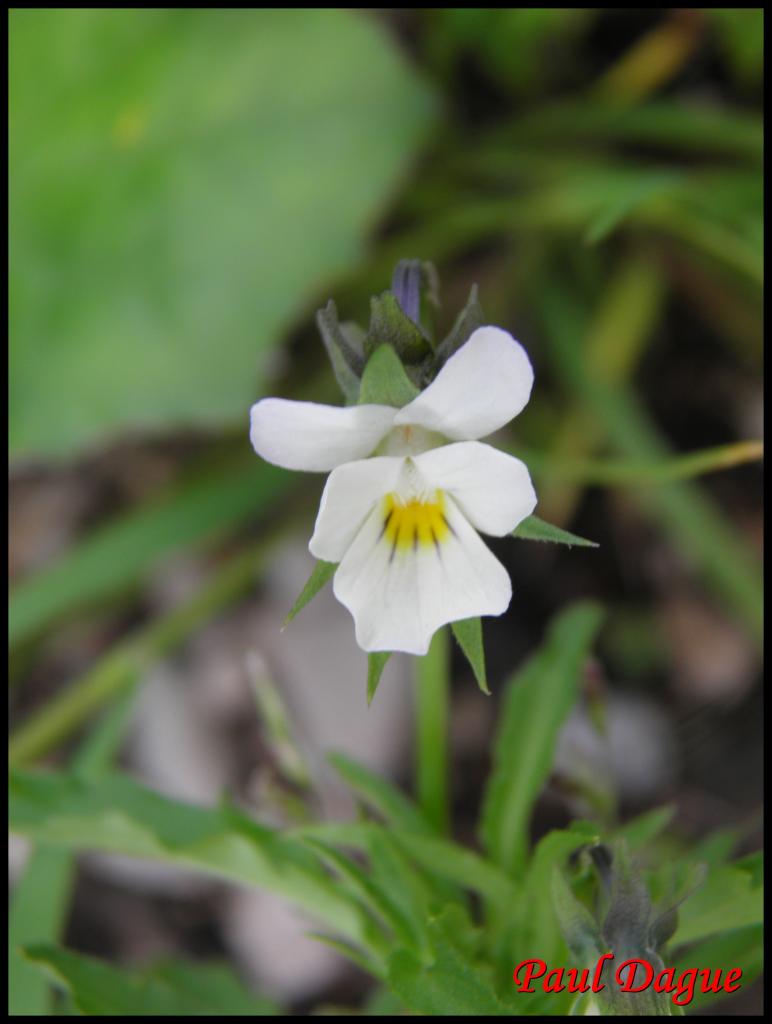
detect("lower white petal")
[250,398,396,472]
[332,494,512,656]
[414,441,537,536]
[309,456,405,563]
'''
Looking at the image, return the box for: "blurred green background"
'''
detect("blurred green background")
[9,7,763,1015]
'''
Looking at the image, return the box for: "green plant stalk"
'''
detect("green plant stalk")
[521,440,763,486]
[415,627,451,835]
[9,526,295,766]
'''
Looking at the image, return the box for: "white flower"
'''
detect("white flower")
[250,326,537,655]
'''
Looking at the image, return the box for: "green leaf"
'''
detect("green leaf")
[387,942,508,1016]
[672,924,763,1012]
[10,458,292,651]
[365,293,432,363]
[9,692,136,1015]
[291,823,517,906]
[283,559,337,627]
[612,804,676,850]
[316,300,363,404]
[328,753,431,835]
[479,602,604,875]
[672,861,763,946]
[521,823,601,965]
[367,651,393,706]
[9,9,436,458]
[451,618,489,694]
[301,838,413,955]
[23,945,278,1015]
[358,344,421,408]
[9,850,75,1016]
[9,769,381,954]
[512,514,598,548]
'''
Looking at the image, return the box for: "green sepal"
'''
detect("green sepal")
[436,283,484,365]
[283,560,337,627]
[358,344,420,408]
[551,865,606,967]
[512,514,599,547]
[365,292,432,364]
[316,299,364,404]
[367,651,392,705]
[450,618,489,694]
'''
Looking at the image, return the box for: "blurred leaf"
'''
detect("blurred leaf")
[9,457,292,651]
[293,823,517,906]
[9,849,75,1016]
[329,753,431,835]
[540,274,763,645]
[508,100,762,160]
[511,515,598,548]
[451,618,489,694]
[427,9,592,96]
[520,823,601,966]
[9,769,381,955]
[283,559,337,627]
[388,940,506,1016]
[367,652,393,706]
[358,344,420,408]
[23,945,277,1015]
[672,924,763,1012]
[9,693,135,1015]
[302,838,417,955]
[672,861,763,946]
[9,9,436,458]
[613,805,676,850]
[480,602,604,875]
[10,534,282,765]
[584,170,682,244]
[707,9,764,88]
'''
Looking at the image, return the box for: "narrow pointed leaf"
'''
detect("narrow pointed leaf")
[451,618,489,694]
[512,514,599,547]
[283,560,337,627]
[367,651,392,705]
[480,602,604,874]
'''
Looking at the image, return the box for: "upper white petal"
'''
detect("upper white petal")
[394,326,534,440]
[250,398,397,472]
[309,456,405,563]
[414,441,537,536]
[332,495,512,656]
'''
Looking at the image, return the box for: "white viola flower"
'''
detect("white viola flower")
[250,326,537,656]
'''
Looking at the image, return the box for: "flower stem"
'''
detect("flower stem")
[415,626,451,834]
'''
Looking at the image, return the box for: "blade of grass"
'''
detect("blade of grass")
[9,455,295,652]
[540,274,762,645]
[9,517,299,766]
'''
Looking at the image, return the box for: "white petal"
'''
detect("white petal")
[309,456,405,563]
[250,398,396,472]
[394,326,534,440]
[414,441,537,536]
[333,495,512,656]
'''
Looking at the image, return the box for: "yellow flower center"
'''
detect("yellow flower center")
[382,491,451,555]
